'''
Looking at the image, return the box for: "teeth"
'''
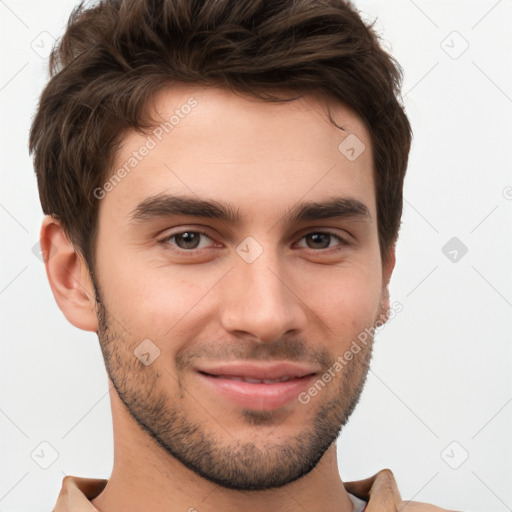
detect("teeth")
[222,376,293,383]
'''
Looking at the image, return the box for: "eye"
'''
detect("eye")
[297,232,348,250]
[161,231,214,250]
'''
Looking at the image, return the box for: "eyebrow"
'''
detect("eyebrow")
[129,194,372,225]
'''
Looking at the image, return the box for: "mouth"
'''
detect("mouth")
[195,362,319,410]
[200,374,300,384]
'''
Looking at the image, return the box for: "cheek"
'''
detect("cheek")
[295,261,383,335]
[96,251,223,340]
[96,229,384,347]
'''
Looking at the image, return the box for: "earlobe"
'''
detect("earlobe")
[40,216,98,332]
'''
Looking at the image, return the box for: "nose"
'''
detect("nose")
[219,250,308,343]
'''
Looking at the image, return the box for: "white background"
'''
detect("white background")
[1,1,511,511]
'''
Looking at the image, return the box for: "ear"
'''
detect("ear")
[40,216,98,332]
[376,245,396,326]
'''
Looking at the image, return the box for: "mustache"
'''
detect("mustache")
[175,337,334,371]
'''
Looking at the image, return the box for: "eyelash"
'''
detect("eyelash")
[158,230,350,253]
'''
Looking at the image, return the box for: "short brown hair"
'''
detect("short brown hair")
[30,0,412,269]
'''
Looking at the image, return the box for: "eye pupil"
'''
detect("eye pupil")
[176,232,200,249]
[169,232,339,252]
[307,233,330,249]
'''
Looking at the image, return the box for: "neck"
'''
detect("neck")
[91,388,354,512]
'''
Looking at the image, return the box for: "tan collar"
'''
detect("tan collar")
[344,469,454,511]
[53,475,106,512]
[53,469,453,511]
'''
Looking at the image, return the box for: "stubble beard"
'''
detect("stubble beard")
[94,287,374,491]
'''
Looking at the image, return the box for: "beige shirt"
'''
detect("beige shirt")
[53,468,457,511]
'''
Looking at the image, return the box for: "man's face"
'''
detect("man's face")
[91,85,392,490]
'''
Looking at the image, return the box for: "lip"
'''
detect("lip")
[195,361,320,380]
[195,361,319,410]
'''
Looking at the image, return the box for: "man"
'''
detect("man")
[30,0,456,510]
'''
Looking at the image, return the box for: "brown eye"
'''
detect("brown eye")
[305,233,332,249]
[174,232,201,249]
[162,231,213,251]
[298,232,348,250]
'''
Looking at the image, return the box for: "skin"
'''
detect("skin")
[42,84,395,512]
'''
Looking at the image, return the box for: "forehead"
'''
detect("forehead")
[102,84,375,221]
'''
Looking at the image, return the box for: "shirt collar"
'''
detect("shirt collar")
[54,476,107,512]
[53,468,437,512]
